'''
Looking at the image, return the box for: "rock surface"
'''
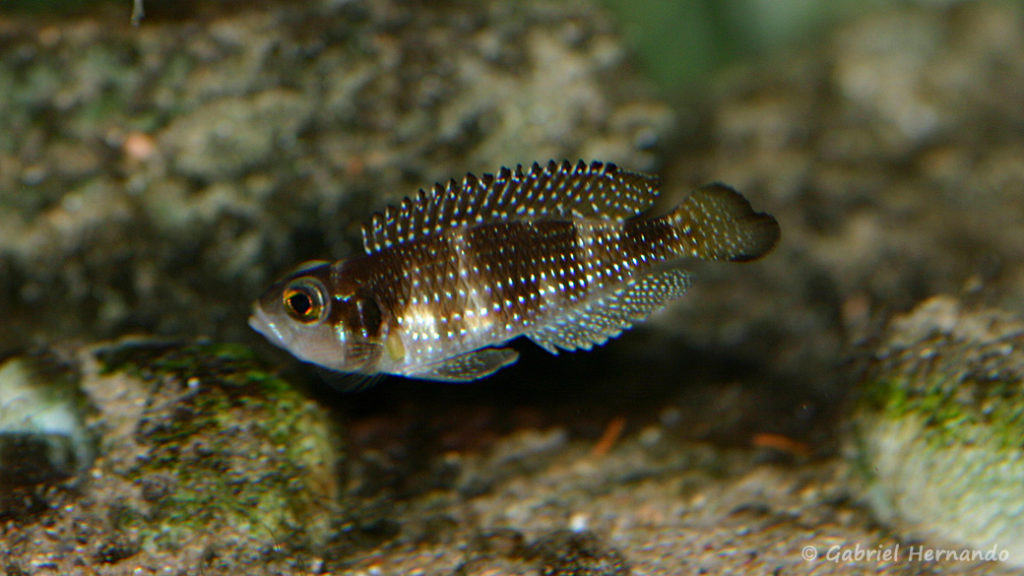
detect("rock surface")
[0,0,673,352]
[0,340,340,574]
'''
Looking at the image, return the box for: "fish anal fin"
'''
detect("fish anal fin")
[362,160,661,254]
[409,348,519,382]
[527,268,691,353]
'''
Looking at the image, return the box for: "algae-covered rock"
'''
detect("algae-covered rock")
[94,340,342,550]
[0,339,343,575]
[848,296,1024,566]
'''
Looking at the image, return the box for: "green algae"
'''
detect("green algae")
[858,349,1024,454]
[848,297,1024,566]
[94,339,341,553]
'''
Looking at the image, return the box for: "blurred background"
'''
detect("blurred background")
[604,0,893,93]
[3,0,926,94]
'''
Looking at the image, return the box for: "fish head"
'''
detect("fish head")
[249,259,388,373]
[249,260,341,368]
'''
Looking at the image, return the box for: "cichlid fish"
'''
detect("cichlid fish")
[249,160,779,382]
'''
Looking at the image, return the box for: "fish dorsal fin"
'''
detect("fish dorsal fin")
[362,160,661,254]
[526,268,692,354]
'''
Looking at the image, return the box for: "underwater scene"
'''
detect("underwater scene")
[1,1,1023,574]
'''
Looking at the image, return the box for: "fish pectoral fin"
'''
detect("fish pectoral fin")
[526,268,691,353]
[410,348,519,382]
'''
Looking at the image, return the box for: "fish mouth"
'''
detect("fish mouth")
[248,306,284,347]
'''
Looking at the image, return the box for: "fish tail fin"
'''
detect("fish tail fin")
[665,183,780,262]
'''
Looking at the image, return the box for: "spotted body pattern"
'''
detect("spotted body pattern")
[249,160,780,382]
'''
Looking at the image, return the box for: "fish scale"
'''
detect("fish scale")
[249,160,780,384]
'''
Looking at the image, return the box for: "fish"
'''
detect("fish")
[249,160,780,383]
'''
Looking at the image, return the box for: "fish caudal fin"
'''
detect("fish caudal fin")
[667,183,780,262]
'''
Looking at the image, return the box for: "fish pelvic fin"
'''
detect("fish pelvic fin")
[665,183,780,262]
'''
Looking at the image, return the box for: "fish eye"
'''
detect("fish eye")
[282,279,327,324]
